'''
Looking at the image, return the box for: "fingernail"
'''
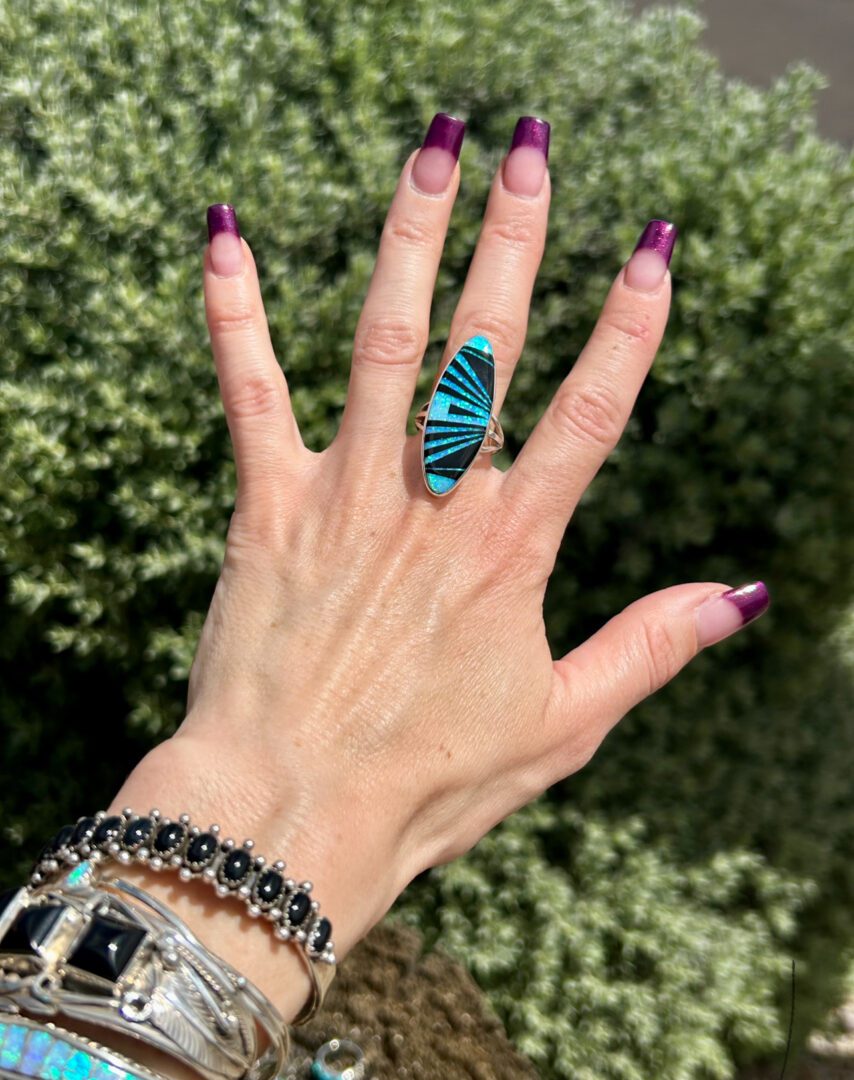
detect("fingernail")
[624,219,678,293]
[502,116,550,197]
[696,581,770,648]
[411,112,466,195]
[207,203,244,277]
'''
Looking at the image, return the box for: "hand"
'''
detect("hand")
[108,113,768,1021]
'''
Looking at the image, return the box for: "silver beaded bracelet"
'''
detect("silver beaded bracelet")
[29,809,337,1026]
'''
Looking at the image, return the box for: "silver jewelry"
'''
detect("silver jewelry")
[415,334,503,497]
[311,1039,366,1080]
[0,860,288,1080]
[30,810,336,970]
[0,1012,171,1080]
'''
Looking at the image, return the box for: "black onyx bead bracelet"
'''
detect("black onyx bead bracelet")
[28,808,336,967]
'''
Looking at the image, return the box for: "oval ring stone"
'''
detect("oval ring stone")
[421,335,495,496]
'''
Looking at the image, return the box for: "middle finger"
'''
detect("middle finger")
[437,116,551,419]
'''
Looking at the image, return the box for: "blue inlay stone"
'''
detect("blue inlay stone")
[64,861,94,889]
[1,1023,29,1069]
[62,1050,93,1080]
[20,1029,53,1076]
[40,1037,73,1080]
[91,1060,121,1080]
[421,335,495,496]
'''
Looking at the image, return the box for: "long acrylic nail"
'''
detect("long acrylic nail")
[502,116,550,197]
[624,219,678,293]
[411,113,466,195]
[207,204,244,277]
[696,581,770,648]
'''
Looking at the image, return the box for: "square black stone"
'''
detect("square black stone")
[0,903,66,956]
[66,915,146,982]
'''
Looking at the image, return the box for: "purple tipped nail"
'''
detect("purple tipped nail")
[207,204,240,242]
[722,581,770,625]
[422,113,466,160]
[510,116,550,160]
[633,219,678,266]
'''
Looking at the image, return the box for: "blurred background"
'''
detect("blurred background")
[1,1,852,1077]
[634,0,854,143]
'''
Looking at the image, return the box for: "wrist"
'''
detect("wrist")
[104,732,410,1021]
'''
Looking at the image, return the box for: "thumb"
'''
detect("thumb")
[545,581,770,774]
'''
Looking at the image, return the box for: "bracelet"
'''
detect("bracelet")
[1,864,289,1080]
[29,810,336,963]
[28,810,337,1026]
[0,1013,172,1080]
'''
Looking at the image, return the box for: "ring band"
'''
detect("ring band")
[311,1038,366,1080]
[416,335,503,496]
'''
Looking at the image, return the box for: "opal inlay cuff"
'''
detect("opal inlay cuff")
[0,1015,170,1080]
[415,336,503,496]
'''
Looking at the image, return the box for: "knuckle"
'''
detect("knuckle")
[599,304,654,349]
[551,384,624,450]
[639,617,683,695]
[385,214,437,250]
[484,214,539,251]
[226,373,285,420]
[208,304,259,337]
[455,308,522,361]
[353,317,426,369]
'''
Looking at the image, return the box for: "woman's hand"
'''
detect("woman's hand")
[108,113,768,1020]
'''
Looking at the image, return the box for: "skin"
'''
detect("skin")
[99,125,766,1055]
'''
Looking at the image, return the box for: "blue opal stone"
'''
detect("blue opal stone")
[64,861,93,888]
[91,1060,121,1080]
[62,1050,93,1080]
[39,1038,73,1080]
[421,335,495,495]
[0,1023,29,1069]
[20,1029,53,1076]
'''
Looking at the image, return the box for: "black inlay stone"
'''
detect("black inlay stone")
[46,825,76,855]
[91,816,123,848]
[34,842,54,865]
[309,916,332,952]
[122,817,153,850]
[1,903,65,956]
[153,822,186,855]
[70,817,97,846]
[185,833,218,868]
[220,850,251,884]
[67,915,146,982]
[254,869,283,905]
[286,891,311,927]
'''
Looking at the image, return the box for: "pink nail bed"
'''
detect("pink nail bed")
[411,112,466,195]
[696,581,770,648]
[503,116,550,197]
[624,218,677,293]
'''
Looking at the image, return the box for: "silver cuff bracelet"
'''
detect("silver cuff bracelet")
[0,860,289,1080]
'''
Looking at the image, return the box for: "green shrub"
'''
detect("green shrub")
[1,0,853,1075]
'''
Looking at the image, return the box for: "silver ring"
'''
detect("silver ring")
[312,1038,366,1080]
[415,335,503,497]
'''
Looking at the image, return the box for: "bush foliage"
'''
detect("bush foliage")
[1,0,853,1076]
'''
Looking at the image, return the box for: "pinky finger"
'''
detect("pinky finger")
[541,581,770,779]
